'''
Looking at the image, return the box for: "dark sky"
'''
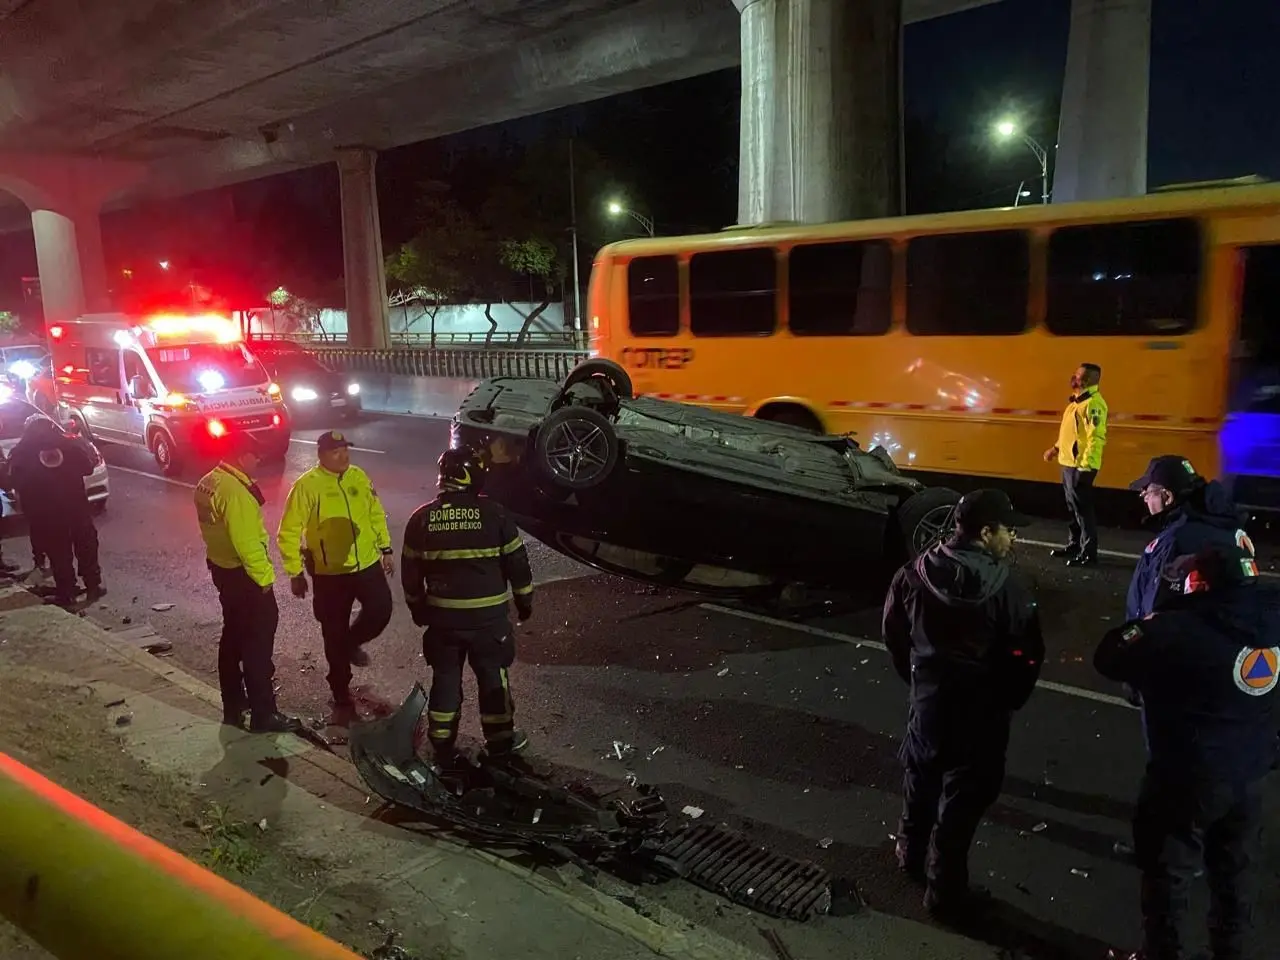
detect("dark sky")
[1,0,1276,309]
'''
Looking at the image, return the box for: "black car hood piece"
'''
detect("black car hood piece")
[349,685,833,921]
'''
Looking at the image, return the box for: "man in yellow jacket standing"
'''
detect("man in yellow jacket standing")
[1043,362,1108,567]
[278,430,394,711]
[194,432,301,733]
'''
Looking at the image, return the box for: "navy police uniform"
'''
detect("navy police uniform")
[401,447,534,759]
[883,489,1044,915]
[1096,546,1279,960]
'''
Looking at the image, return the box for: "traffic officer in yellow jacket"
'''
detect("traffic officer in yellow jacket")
[401,446,534,764]
[1043,362,1108,567]
[277,430,394,711]
[194,431,301,733]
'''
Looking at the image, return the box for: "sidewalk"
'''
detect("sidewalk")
[0,585,1000,960]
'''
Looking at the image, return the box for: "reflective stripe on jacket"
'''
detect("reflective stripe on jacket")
[277,464,391,577]
[194,463,274,587]
[1056,386,1108,471]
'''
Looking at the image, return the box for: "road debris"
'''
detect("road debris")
[150,602,175,612]
[1032,822,1049,833]
[612,740,635,761]
[682,805,705,819]
[716,667,730,677]
[1070,867,1092,879]
[818,837,834,849]
[114,714,132,727]
[647,745,666,760]
[104,698,126,709]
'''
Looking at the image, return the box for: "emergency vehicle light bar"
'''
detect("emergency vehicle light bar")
[141,314,241,343]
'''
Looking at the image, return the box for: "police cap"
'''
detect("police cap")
[1130,455,1202,496]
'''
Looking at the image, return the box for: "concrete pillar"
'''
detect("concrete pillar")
[336,148,390,350]
[735,0,901,225]
[1053,0,1151,203]
[30,207,109,326]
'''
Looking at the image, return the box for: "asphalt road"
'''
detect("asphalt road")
[5,410,1279,960]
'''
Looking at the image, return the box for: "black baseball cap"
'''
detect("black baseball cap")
[954,488,1030,532]
[316,430,353,453]
[1129,455,1201,495]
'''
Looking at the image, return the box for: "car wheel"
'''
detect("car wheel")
[562,358,634,400]
[533,406,620,491]
[150,429,182,477]
[896,487,961,559]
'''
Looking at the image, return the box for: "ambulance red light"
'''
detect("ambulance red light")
[207,419,228,439]
[272,413,281,427]
[48,325,64,340]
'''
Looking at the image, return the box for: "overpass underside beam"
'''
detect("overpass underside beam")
[736,0,901,225]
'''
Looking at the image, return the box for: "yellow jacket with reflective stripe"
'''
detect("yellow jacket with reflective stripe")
[400,491,533,629]
[1056,386,1108,471]
[277,464,392,577]
[194,463,275,587]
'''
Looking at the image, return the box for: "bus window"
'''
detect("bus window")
[1046,218,1199,336]
[788,240,892,336]
[906,230,1029,336]
[689,248,777,337]
[627,256,680,337]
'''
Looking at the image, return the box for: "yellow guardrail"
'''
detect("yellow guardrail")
[0,751,363,960]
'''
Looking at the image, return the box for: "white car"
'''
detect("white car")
[0,399,109,518]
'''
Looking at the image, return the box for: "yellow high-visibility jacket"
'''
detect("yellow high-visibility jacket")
[277,464,392,577]
[1056,386,1108,471]
[194,463,275,587]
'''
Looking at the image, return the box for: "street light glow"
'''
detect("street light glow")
[995,119,1016,139]
[606,201,624,215]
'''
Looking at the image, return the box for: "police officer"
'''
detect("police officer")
[1044,362,1108,566]
[882,489,1044,919]
[7,414,102,606]
[1127,455,1252,621]
[278,430,394,713]
[1095,546,1279,960]
[194,432,300,734]
[401,447,534,764]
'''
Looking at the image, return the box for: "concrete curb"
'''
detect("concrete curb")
[0,585,770,960]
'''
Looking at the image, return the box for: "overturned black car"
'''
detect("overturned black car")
[451,359,960,598]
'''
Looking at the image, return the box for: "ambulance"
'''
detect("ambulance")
[45,313,290,476]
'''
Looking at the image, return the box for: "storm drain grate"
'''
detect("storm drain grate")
[658,824,832,921]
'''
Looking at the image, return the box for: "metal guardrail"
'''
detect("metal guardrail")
[308,346,589,381]
[0,750,361,960]
[256,330,588,349]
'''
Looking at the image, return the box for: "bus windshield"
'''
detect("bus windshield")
[150,342,269,394]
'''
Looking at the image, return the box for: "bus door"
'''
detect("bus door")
[1223,243,1280,508]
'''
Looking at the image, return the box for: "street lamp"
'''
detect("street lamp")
[607,200,655,237]
[994,119,1050,205]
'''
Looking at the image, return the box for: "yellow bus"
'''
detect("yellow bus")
[586,182,1280,506]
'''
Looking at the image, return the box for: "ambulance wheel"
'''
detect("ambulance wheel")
[533,406,619,491]
[897,487,961,559]
[150,429,183,477]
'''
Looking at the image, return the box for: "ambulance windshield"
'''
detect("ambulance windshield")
[149,342,269,394]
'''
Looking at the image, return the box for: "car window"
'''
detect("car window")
[271,352,332,376]
[86,348,121,388]
[0,400,39,440]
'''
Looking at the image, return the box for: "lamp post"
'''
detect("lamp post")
[606,200,655,237]
[994,119,1051,205]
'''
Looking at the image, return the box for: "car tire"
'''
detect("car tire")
[562,358,634,400]
[896,487,961,559]
[532,406,620,491]
[150,429,182,477]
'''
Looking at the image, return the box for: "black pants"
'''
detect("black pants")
[311,563,393,701]
[209,562,279,719]
[898,709,1011,898]
[1061,466,1098,558]
[31,510,100,600]
[423,621,516,755]
[1133,772,1263,960]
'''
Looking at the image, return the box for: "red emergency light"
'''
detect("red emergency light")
[207,419,228,439]
[48,325,64,340]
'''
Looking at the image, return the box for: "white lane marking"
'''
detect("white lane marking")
[107,464,197,489]
[290,438,386,455]
[701,603,1136,710]
[1019,537,1280,580]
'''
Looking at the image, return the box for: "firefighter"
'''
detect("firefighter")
[278,430,394,713]
[7,414,101,606]
[194,431,301,734]
[1095,546,1279,960]
[1126,455,1252,620]
[882,488,1044,919]
[401,446,534,764]
[1043,362,1108,566]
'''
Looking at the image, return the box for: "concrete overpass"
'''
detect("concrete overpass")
[0,0,1149,345]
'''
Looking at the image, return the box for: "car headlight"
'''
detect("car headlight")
[291,386,319,402]
[9,361,37,381]
[346,382,360,396]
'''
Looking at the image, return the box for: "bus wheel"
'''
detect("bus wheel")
[533,406,619,491]
[757,404,822,433]
[896,487,961,559]
[562,358,634,400]
[150,429,183,478]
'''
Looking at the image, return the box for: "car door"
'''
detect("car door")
[80,347,130,441]
[119,349,154,445]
